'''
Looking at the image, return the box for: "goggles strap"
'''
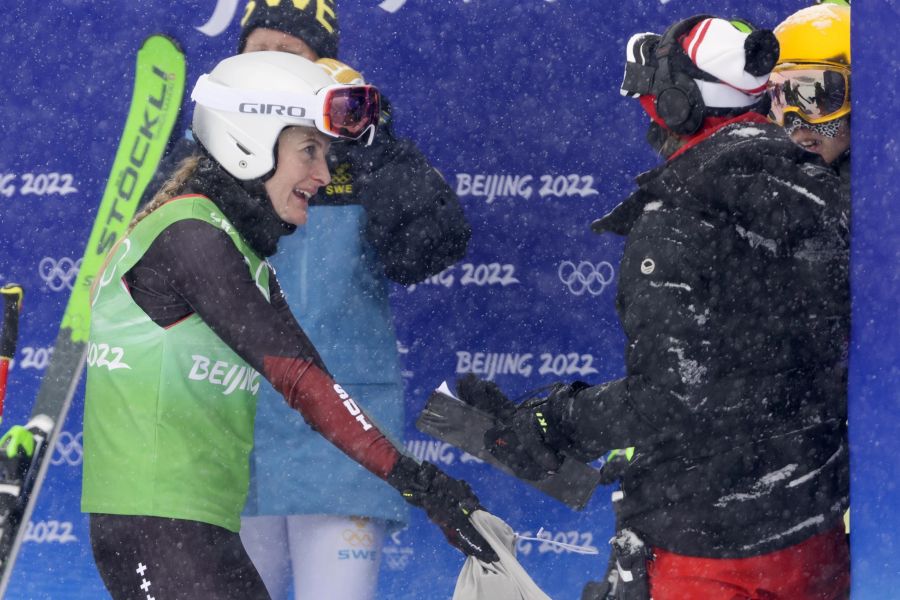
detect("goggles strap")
[784,114,848,138]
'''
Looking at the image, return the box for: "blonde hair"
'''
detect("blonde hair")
[129,155,201,232]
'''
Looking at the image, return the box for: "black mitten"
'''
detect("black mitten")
[387,456,498,563]
[326,96,470,285]
[484,382,588,481]
[455,374,516,420]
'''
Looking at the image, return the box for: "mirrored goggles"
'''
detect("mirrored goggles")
[767,65,850,125]
[191,75,381,144]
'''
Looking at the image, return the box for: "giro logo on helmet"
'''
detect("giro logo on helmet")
[238,103,306,117]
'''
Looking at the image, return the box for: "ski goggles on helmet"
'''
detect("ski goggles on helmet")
[767,64,850,125]
[191,75,381,144]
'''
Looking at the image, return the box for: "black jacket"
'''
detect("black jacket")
[558,118,849,557]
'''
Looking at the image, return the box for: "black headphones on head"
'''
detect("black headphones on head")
[621,15,775,136]
[653,15,713,135]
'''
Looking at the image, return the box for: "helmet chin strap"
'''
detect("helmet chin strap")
[196,136,275,191]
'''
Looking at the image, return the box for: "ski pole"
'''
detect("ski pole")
[0,285,23,425]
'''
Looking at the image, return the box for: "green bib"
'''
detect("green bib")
[81,195,270,532]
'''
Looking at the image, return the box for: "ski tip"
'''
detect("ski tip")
[141,33,185,57]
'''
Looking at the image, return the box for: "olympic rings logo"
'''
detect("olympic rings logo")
[330,164,352,185]
[342,529,375,547]
[558,260,615,296]
[38,257,81,292]
[50,431,83,467]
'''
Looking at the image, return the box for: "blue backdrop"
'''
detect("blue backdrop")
[848,2,900,599]
[0,1,894,598]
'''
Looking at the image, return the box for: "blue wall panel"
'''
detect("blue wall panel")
[848,2,900,599]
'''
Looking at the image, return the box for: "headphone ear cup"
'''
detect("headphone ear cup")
[655,72,705,135]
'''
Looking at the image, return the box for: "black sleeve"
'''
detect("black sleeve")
[128,220,327,374]
[554,151,849,461]
[690,141,850,368]
[267,274,310,341]
[330,112,471,285]
[126,219,402,478]
[554,365,847,463]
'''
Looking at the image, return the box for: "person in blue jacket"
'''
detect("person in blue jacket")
[230,3,471,600]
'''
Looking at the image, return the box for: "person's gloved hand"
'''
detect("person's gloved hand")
[455,373,516,420]
[387,456,498,563]
[314,59,469,285]
[483,382,588,481]
[456,375,556,479]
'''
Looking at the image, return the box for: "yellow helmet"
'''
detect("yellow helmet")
[769,3,850,125]
[775,3,850,67]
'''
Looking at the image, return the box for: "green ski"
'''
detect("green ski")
[0,34,186,596]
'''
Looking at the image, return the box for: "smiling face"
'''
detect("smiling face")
[264,127,331,226]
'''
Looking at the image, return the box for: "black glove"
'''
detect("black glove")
[455,373,516,419]
[387,456,498,563]
[483,382,588,481]
[326,98,471,285]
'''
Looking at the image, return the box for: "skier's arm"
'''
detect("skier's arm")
[459,374,683,477]
[690,135,845,243]
[267,275,312,344]
[128,220,497,561]
[134,220,397,475]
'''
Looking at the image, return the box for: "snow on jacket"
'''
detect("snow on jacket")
[564,117,849,558]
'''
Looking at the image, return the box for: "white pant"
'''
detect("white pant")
[240,514,386,600]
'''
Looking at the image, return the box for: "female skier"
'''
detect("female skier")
[81,51,496,600]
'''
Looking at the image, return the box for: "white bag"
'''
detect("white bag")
[452,511,552,600]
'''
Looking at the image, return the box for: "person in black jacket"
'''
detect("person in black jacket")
[459,16,849,600]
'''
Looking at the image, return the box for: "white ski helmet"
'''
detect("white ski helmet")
[191,51,379,180]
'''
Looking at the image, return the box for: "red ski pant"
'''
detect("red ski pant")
[647,522,849,600]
